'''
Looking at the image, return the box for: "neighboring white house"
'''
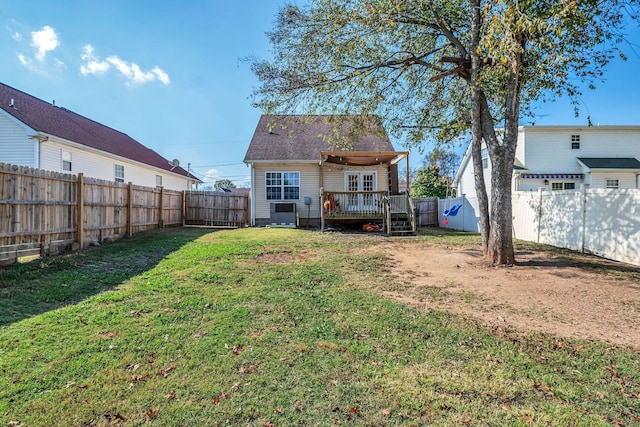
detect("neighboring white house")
[454,125,640,197]
[243,115,410,227]
[0,82,201,190]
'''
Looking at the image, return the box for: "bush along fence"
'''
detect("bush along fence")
[0,163,249,265]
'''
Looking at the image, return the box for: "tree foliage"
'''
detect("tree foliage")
[251,0,639,264]
[411,165,451,199]
[214,179,236,190]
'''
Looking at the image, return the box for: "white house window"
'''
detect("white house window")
[481,147,488,168]
[61,151,72,171]
[156,175,163,187]
[266,171,300,200]
[606,179,619,189]
[114,164,125,183]
[571,134,580,149]
[551,182,576,191]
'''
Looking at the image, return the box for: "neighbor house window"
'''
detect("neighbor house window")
[481,147,488,168]
[571,134,580,149]
[551,182,576,191]
[156,175,163,187]
[606,179,619,189]
[266,171,300,200]
[114,164,125,183]
[61,151,72,171]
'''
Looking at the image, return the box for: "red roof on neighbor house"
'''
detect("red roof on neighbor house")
[0,82,199,181]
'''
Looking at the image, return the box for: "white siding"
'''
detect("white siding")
[523,127,640,173]
[39,138,193,190]
[321,164,389,192]
[252,163,321,222]
[589,172,637,189]
[0,112,36,167]
[456,143,491,197]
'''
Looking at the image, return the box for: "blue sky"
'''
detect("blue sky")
[1,1,639,187]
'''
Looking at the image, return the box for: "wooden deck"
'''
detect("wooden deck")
[320,191,416,235]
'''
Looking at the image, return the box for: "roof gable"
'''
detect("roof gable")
[0,82,198,181]
[244,115,395,162]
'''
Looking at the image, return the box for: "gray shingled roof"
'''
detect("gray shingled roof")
[577,157,640,169]
[244,115,394,162]
[0,82,200,181]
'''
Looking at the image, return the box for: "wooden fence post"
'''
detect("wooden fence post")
[182,190,186,227]
[128,182,133,237]
[77,173,85,249]
[159,186,165,228]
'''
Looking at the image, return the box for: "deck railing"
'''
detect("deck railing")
[321,191,387,219]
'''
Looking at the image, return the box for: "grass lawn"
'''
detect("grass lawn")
[1,227,638,426]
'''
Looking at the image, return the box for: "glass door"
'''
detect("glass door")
[345,172,376,210]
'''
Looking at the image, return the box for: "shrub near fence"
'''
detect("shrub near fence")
[0,163,249,265]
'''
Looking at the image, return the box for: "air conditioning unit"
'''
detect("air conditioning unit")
[270,203,297,227]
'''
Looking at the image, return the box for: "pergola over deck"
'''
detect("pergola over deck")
[319,150,415,235]
[319,150,410,191]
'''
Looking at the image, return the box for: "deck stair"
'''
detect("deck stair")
[386,194,416,236]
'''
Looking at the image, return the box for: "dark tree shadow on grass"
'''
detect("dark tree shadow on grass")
[0,227,215,327]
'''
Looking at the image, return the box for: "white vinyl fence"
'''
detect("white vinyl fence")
[441,188,640,266]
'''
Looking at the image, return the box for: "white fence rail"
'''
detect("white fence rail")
[440,189,640,266]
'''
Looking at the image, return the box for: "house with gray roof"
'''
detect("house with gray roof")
[244,115,413,233]
[0,82,201,190]
[454,125,640,198]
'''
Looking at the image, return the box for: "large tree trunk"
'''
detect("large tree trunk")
[469,0,489,254]
[487,144,516,265]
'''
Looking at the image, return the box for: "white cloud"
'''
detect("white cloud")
[14,25,64,72]
[31,25,59,60]
[80,44,110,75]
[152,66,171,85]
[203,168,223,183]
[79,45,170,86]
[17,53,30,66]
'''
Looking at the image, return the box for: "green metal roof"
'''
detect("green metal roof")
[577,157,640,169]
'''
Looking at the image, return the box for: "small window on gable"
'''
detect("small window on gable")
[606,179,619,189]
[156,175,163,187]
[571,135,580,149]
[62,151,72,171]
[114,164,125,183]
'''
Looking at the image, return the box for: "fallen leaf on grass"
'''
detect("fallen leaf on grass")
[165,390,176,399]
[159,364,176,377]
[103,413,125,423]
[239,364,256,374]
[213,393,228,405]
[263,423,275,427]
[146,407,157,420]
[273,408,282,414]
[382,409,391,417]
[232,344,244,355]
[318,341,338,350]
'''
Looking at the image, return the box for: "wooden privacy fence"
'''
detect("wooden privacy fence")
[412,197,438,227]
[0,163,249,265]
[184,191,249,227]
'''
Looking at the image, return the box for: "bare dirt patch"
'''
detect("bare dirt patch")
[375,241,640,349]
